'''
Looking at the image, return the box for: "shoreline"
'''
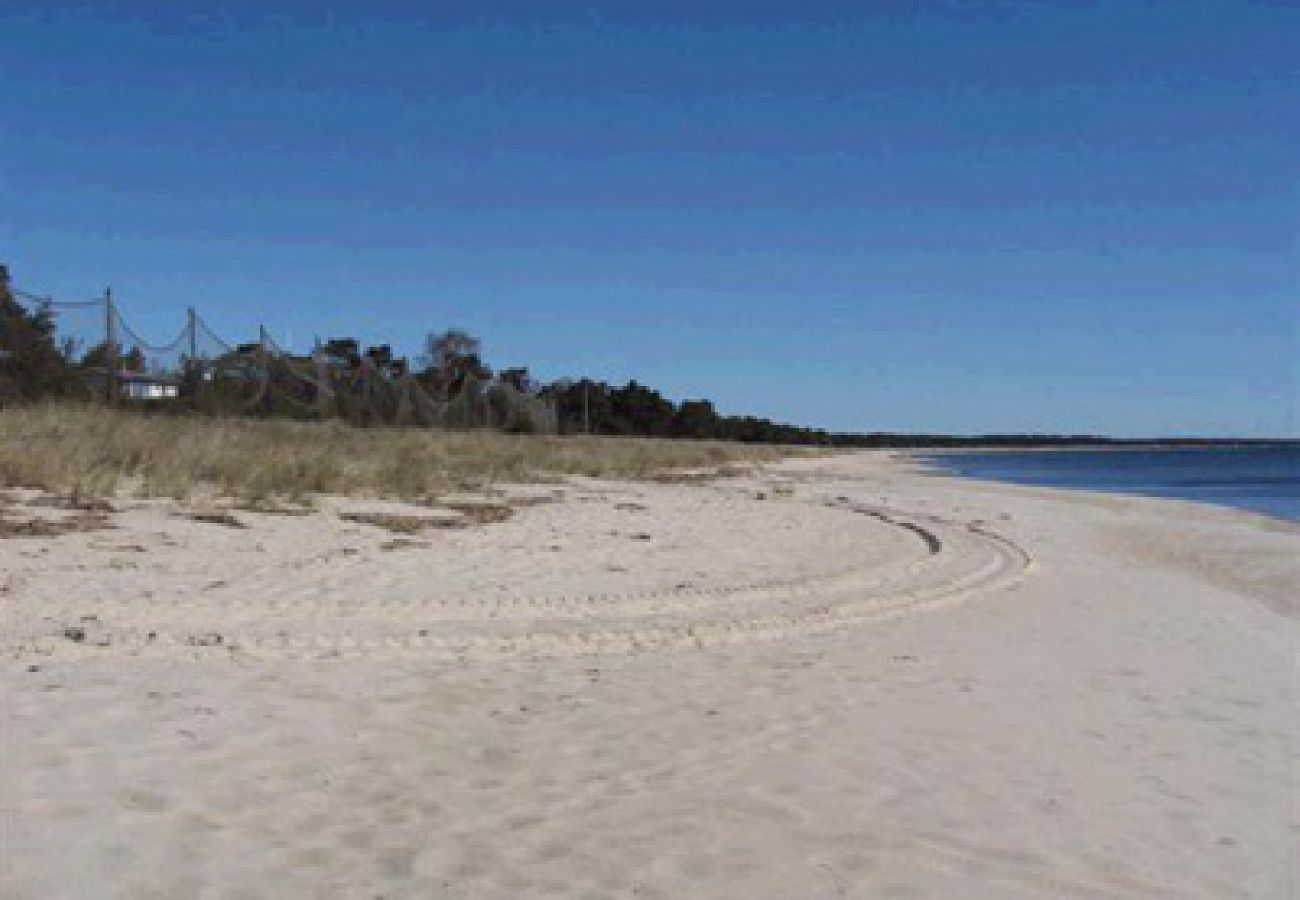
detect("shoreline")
[2,451,1295,898]
[900,446,1300,528]
[903,441,1300,453]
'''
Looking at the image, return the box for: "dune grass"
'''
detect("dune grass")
[0,403,806,503]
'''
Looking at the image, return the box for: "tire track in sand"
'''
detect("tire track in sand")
[10,497,1032,661]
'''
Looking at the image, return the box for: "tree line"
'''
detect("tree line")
[2,264,841,441]
[4,266,1285,447]
[540,379,840,444]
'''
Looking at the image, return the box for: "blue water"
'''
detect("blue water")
[919,446,1300,523]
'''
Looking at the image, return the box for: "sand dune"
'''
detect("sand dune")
[2,452,1296,898]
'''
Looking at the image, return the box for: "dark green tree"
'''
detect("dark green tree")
[672,399,718,439]
[0,265,81,403]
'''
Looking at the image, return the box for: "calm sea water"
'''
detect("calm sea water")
[918,446,1300,523]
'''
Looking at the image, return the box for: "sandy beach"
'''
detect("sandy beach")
[2,451,1296,899]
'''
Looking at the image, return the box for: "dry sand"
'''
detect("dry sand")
[1,452,1296,898]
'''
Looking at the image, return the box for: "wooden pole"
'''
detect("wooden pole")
[314,336,333,417]
[187,307,201,408]
[259,324,269,414]
[104,287,117,405]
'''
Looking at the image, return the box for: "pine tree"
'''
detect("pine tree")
[0,265,80,403]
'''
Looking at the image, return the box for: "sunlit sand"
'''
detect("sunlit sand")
[3,453,1295,898]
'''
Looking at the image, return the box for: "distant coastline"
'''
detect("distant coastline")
[829,434,1299,450]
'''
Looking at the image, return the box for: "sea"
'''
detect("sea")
[917,446,1300,524]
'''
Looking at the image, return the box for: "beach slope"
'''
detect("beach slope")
[2,452,1295,898]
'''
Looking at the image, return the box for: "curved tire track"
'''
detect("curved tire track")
[16,499,1033,661]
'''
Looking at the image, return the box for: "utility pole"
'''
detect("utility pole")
[258,324,270,377]
[104,287,117,405]
[187,307,200,408]
[313,336,333,417]
[257,324,271,415]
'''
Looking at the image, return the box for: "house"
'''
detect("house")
[118,372,180,401]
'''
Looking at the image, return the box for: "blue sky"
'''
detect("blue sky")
[2,1,1295,436]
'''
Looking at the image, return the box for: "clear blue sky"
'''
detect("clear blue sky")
[3,1,1296,437]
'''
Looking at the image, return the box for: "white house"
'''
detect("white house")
[119,373,180,401]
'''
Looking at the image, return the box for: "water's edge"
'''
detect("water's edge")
[912,447,1300,524]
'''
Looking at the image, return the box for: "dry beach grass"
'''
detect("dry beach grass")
[0,402,799,503]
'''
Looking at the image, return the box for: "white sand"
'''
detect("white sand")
[2,452,1296,898]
